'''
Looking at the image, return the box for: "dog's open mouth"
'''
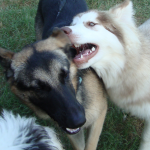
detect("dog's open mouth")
[72,43,98,65]
[65,127,81,134]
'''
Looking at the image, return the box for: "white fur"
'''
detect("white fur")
[0,110,63,150]
[139,18,150,41]
[109,1,135,26]
[67,0,150,149]
[69,12,125,76]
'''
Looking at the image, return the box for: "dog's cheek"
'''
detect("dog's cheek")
[70,62,78,92]
[11,85,29,102]
[70,62,77,78]
[11,85,50,119]
[11,86,34,107]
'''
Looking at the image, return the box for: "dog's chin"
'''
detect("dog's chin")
[72,43,98,68]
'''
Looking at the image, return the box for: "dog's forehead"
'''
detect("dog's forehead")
[11,45,69,80]
[73,11,99,24]
[35,38,62,52]
[12,37,68,65]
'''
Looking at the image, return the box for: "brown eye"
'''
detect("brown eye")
[88,22,96,27]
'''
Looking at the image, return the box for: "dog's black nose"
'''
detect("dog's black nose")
[61,27,72,35]
[66,105,86,128]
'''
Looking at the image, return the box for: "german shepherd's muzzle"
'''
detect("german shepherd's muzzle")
[0,29,85,134]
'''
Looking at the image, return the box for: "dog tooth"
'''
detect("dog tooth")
[66,128,73,132]
[92,47,96,51]
[66,128,79,133]
[74,44,80,47]
[90,50,92,53]
[81,54,83,58]
[74,44,77,47]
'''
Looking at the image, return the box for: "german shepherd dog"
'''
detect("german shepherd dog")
[0,1,107,149]
[0,109,64,150]
[61,0,150,149]
[0,30,107,150]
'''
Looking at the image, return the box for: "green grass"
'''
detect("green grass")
[0,0,149,149]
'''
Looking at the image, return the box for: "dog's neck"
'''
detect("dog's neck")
[92,55,125,88]
[92,31,150,108]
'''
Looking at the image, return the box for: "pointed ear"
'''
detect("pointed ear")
[0,47,14,78]
[109,0,134,25]
[0,47,14,68]
[0,47,14,79]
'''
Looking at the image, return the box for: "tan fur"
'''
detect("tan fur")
[35,29,71,52]
[81,70,107,150]
[68,70,107,150]
[82,70,106,128]
[0,29,107,150]
[70,62,78,92]
[11,49,34,79]
[0,47,14,59]
[11,85,50,119]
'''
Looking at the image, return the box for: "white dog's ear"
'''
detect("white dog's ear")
[109,0,134,25]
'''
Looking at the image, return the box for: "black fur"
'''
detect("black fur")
[35,0,88,39]
[34,0,88,131]
[11,43,86,130]
[0,0,88,134]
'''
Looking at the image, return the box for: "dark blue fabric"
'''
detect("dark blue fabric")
[40,0,88,39]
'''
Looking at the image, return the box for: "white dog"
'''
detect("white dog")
[0,110,63,150]
[61,0,150,149]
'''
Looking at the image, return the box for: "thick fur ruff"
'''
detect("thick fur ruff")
[0,110,63,150]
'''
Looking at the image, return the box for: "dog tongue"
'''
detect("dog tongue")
[73,49,91,65]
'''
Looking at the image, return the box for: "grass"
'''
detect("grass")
[0,0,149,149]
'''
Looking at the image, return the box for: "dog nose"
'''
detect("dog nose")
[66,105,86,128]
[61,27,72,35]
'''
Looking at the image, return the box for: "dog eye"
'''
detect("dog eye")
[88,22,96,27]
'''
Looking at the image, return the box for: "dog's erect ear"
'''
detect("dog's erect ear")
[109,0,134,25]
[0,47,14,78]
[0,47,14,68]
